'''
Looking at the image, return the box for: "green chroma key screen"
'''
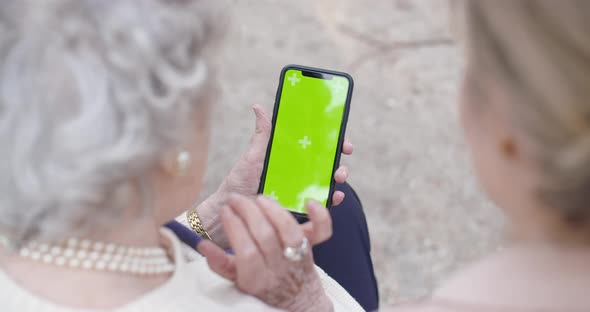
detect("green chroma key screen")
[262,69,350,214]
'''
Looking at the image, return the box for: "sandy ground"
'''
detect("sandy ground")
[201,0,505,305]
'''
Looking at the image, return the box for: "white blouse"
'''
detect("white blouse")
[0,228,363,311]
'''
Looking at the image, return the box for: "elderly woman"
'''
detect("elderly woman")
[0,1,365,311]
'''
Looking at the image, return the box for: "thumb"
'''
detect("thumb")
[197,240,237,281]
[301,200,333,245]
[250,104,271,147]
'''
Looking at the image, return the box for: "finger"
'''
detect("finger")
[197,240,237,281]
[334,166,349,184]
[331,191,345,206]
[227,194,282,264]
[222,205,266,281]
[303,200,333,245]
[256,196,305,249]
[250,104,272,147]
[342,140,354,155]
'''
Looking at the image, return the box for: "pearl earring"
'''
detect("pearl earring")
[174,150,192,177]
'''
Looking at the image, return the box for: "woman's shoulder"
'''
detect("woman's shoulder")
[140,229,281,312]
[429,247,590,311]
[0,230,280,312]
[431,250,512,302]
[178,236,364,311]
[136,258,280,311]
[181,246,365,312]
[373,250,553,312]
[181,254,274,308]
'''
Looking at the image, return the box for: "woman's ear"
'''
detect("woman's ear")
[501,137,519,160]
[486,81,523,163]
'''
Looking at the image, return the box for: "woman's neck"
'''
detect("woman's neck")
[0,216,170,309]
[433,222,590,311]
[508,211,590,249]
[85,216,163,247]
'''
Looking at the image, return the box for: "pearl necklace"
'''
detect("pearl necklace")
[0,236,175,276]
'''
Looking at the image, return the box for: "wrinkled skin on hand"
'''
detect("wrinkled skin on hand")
[197,104,353,249]
[198,194,335,312]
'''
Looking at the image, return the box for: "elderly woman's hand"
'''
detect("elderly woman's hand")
[197,194,334,312]
[222,104,353,205]
[196,104,353,248]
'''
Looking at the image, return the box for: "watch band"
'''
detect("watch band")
[186,209,213,240]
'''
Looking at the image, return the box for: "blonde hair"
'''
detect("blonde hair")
[465,1,590,224]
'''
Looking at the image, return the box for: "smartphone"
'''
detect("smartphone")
[258,65,353,215]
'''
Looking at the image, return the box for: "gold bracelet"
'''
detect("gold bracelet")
[186,209,213,240]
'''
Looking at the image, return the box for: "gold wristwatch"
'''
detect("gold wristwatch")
[186,209,213,240]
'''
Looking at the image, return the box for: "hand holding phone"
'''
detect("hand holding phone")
[258,65,353,215]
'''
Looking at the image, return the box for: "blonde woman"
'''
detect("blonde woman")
[0,1,364,311]
[374,1,590,311]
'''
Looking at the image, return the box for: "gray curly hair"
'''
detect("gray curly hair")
[0,0,222,245]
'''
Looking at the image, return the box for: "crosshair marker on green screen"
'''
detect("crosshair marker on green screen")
[262,69,349,214]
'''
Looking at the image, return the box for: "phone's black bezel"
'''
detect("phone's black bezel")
[257,64,354,216]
